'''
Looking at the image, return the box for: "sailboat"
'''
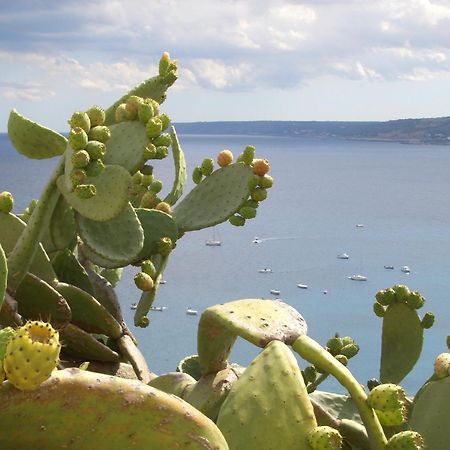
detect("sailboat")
[205,227,221,246]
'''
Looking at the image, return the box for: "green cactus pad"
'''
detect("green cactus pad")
[216,340,317,450]
[103,121,148,173]
[15,273,72,329]
[164,126,187,205]
[55,283,122,339]
[0,368,228,450]
[148,372,196,398]
[76,202,144,268]
[380,302,424,384]
[57,165,131,221]
[309,390,362,423]
[410,377,450,450]
[132,208,179,263]
[99,267,123,288]
[51,248,95,295]
[0,243,6,310]
[0,212,57,285]
[198,299,307,375]
[59,324,120,362]
[173,163,253,232]
[177,354,202,381]
[7,109,67,159]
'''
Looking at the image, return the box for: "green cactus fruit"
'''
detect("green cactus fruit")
[68,127,89,151]
[251,187,268,202]
[335,354,348,366]
[159,112,171,130]
[239,206,257,219]
[0,368,228,449]
[367,383,406,411]
[134,272,154,291]
[198,299,307,375]
[306,426,343,450]
[140,191,159,209]
[201,158,214,176]
[375,406,407,427]
[85,140,106,160]
[303,365,317,384]
[217,149,233,167]
[258,174,274,189]
[132,170,144,184]
[252,158,270,176]
[85,159,105,177]
[155,145,169,159]
[421,311,435,329]
[70,168,87,187]
[141,259,156,278]
[326,337,343,356]
[125,95,144,120]
[153,132,172,147]
[158,236,173,256]
[75,183,97,199]
[248,175,259,190]
[242,198,259,209]
[0,327,15,359]
[3,320,61,390]
[0,191,13,213]
[88,125,111,143]
[115,103,128,122]
[141,173,154,187]
[433,353,450,378]
[85,105,105,127]
[447,334,450,350]
[376,288,396,306]
[69,111,91,133]
[150,179,163,193]
[339,343,359,359]
[159,51,171,76]
[242,145,255,165]
[373,301,386,317]
[71,149,90,169]
[148,371,196,398]
[217,340,317,450]
[146,117,163,138]
[138,100,155,124]
[155,201,172,214]
[392,284,410,303]
[143,142,157,159]
[407,291,425,309]
[386,431,424,450]
[192,166,203,184]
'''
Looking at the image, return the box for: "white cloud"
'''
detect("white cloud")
[3,83,55,101]
[191,59,253,89]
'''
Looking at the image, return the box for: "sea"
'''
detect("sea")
[1,132,449,395]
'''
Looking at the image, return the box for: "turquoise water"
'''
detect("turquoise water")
[1,132,449,394]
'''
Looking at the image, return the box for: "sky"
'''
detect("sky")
[2,0,450,132]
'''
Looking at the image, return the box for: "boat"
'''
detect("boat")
[356,224,364,228]
[401,266,411,273]
[252,237,262,244]
[159,280,167,285]
[130,303,137,310]
[348,274,367,281]
[258,268,272,273]
[297,284,308,289]
[186,308,198,316]
[337,253,350,259]
[205,239,221,246]
[323,290,328,295]
[150,306,167,312]
[270,289,281,295]
[384,265,394,270]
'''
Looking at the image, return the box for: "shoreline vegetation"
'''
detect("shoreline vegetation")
[174,116,450,145]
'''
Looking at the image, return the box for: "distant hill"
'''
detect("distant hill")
[174,117,450,144]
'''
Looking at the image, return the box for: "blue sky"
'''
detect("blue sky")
[2,0,450,132]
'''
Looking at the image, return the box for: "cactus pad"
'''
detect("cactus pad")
[57,165,131,221]
[173,163,253,232]
[0,368,228,449]
[7,109,67,159]
[148,371,196,398]
[0,243,6,310]
[216,340,317,450]
[198,299,307,375]
[76,202,144,268]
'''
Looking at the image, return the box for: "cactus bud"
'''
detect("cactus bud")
[85,140,106,160]
[340,343,359,359]
[88,126,111,143]
[367,383,406,411]
[393,284,410,303]
[137,316,150,328]
[126,95,143,120]
[239,206,257,219]
[192,166,203,184]
[248,175,259,191]
[71,150,90,169]
[340,336,355,346]
[140,191,159,209]
[143,143,157,160]
[386,431,424,450]
[146,117,163,139]
[86,105,105,127]
[421,311,435,329]
[159,51,171,76]
[155,145,169,159]
[217,149,233,167]
[0,191,13,213]
[68,127,89,151]
[150,180,163,194]
[155,202,171,215]
[85,160,105,178]
[115,103,128,122]
[307,426,343,450]
[138,101,155,124]
[242,199,259,209]
[252,158,270,176]
[74,184,96,199]
[376,288,396,306]
[407,291,425,309]
[433,352,450,378]
[251,187,268,202]
[335,354,348,366]
[158,237,173,256]
[141,260,156,278]
[242,145,255,165]
[70,168,87,188]
[159,113,171,130]
[69,111,91,133]
[302,365,317,384]
[326,337,343,356]
[153,133,172,147]
[132,171,143,184]
[373,301,386,317]
[258,174,274,189]
[201,158,214,176]
[229,215,245,227]
[134,272,154,291]
[141,174,154,187]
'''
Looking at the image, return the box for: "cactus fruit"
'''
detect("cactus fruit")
[88,125,111,143]
[3,320,61,390]
[252,158,270,176]
[69,127,89,151]
[433,353,450,379]
[86,105,105,127]
[134,272,154,291]
[421,311,435,329]
[0,191,13,213]
[386,431,424,450]
[69,111,91,133]
[217,150,233,167]
[201,158,214,176]
[367,383,406,411]
[306,426,343,450]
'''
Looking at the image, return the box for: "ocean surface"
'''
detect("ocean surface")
[1,132,449,395]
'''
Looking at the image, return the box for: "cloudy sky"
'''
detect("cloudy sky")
[1,0,450,131]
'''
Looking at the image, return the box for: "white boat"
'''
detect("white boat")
[258,268,272,273]
[270,289,281,295]
[356,224,364,228]
[253,237,262,244]
[384,265,394,270]
[186,308,198,316]
[205,239,221,246]
[159,280,167,285]
[337,253,350,259]
[323,289,328,295]
[297,284,308,289]
[150,306,167,312]
[130,303,137,310]
[348,274,367,281]
[401,266,411,273]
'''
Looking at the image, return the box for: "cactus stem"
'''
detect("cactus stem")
[293,335,388,450]
[7,157,65,292]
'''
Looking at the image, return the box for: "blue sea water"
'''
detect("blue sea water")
[1,132,449,395]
